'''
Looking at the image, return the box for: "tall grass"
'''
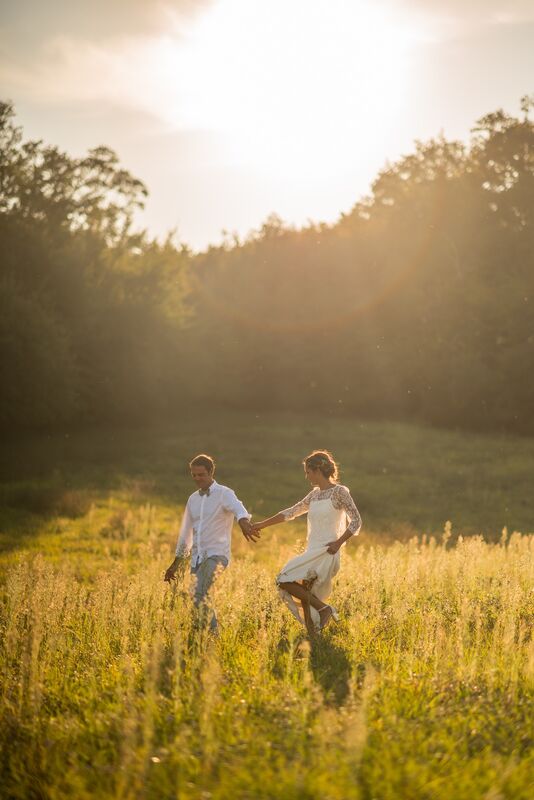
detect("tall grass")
[1,502,533,799]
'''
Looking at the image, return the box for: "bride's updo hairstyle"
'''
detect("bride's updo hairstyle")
[303,450,339,481]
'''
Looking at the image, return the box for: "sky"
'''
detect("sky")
[1,0,533,250]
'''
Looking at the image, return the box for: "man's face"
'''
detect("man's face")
[191,466,213,490]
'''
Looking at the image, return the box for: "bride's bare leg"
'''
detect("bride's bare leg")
[301,599,315,636]
[279,581,333,630]
[301,579,317,635]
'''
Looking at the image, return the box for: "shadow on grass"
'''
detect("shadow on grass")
[0,507,45,557]
[310,634,352,706]
[0,482,95,556]
[0,475,175,556]
[0,483,93,517]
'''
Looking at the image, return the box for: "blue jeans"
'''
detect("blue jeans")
[191,555,228,631]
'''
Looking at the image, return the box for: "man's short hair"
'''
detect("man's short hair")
[189,454,215,473]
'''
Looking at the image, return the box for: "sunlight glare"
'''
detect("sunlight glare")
[157,0,421,176]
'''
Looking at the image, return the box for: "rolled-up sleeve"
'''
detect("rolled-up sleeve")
[222,488,250,521]
[175,500,194,556]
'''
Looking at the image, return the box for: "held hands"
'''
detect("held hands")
[239,518,261,542]
[326,539,342,555]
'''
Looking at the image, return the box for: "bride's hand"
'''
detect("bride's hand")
[326,539,341,554]
[252,522,264,532]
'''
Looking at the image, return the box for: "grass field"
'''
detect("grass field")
[1,414,533,799]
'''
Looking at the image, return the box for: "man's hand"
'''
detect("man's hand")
[326,539,341,555]
[164,564,177,582]
[239,518,261,542]
[164,556,185,582]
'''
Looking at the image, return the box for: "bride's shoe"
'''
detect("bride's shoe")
[317,604,339,631]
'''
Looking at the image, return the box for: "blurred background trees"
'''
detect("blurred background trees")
[0,101,191,429]
[1,97,533,433]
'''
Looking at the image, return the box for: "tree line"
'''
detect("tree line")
[1,98,533,433]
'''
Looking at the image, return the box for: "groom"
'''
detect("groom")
[164,454,258,631]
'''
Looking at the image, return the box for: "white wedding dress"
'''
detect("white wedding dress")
[276,484,361,629]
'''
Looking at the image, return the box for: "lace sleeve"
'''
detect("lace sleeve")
[333,485,362,534]
[280,490,314,521]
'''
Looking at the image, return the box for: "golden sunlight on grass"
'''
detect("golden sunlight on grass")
[1,501,532,799]
[2,415,534,798]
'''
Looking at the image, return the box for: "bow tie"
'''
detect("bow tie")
[199,487,211,497]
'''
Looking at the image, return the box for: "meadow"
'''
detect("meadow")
[1,413,533,799]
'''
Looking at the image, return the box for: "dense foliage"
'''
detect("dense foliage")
[0,101,190,429]
[1,98,533,432]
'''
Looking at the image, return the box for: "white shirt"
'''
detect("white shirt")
[175,480,250,566]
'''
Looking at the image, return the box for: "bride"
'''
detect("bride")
[253,450,362,634]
